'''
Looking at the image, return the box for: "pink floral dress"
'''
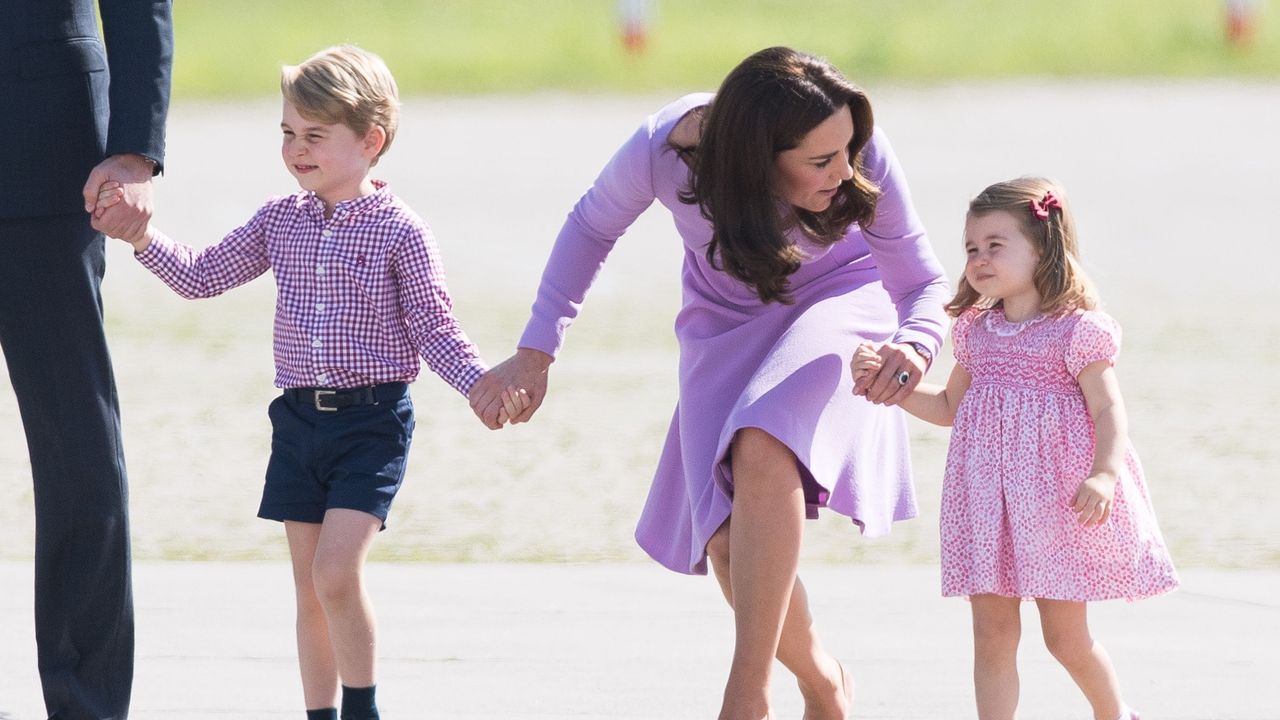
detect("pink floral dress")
[940,307,1179,601]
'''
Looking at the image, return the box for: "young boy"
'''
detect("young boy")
[95,45,527,719]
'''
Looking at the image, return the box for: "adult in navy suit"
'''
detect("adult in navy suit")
[0,1,172,718]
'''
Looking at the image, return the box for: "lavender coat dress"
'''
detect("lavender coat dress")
[519,94,950,574]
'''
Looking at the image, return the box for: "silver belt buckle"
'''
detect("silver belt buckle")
[313,390,338,412]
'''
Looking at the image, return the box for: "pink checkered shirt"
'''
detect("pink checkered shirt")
[136,182,487,396]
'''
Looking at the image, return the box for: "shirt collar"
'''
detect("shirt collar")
[305,179,392,224]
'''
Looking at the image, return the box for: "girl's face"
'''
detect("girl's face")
[774,106,856,213]
[964,210,1042,307]
[280,100,382,209]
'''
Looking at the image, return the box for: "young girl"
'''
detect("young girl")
[853,177,1178,720]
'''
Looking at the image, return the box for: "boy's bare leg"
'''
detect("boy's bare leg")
[285,521,339,709]
[313,508,383,687]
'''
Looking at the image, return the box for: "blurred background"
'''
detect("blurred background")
[0,1,1276,568]
[173,0,1279,95]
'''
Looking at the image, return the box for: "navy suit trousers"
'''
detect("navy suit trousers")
[0,213,133,720]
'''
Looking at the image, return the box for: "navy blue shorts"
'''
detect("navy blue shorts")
[258,383,414,527]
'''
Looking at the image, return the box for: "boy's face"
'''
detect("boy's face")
[280,100,382,207]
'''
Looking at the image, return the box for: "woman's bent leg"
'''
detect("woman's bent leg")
[708,524,850,720]
[717,427,806,720]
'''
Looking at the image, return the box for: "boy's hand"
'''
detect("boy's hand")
[850,341,883,391]
[1071,472,1117,527]
[93,181,154,251]
[500,385,531,422]
[491,386,531,427]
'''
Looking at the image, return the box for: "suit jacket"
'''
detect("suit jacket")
[0,0,172,219]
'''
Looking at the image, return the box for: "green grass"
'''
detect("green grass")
[173,0,1279,97]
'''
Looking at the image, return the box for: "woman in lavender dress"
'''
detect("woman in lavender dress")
[471,47,949,718]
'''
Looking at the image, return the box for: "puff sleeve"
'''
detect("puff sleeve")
[1065,310,1122,377]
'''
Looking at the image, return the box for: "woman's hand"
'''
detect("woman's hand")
[853,342,927,406]
[468,348,552,429]
[1072,472,1117,527]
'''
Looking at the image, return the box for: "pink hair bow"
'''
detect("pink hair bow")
[1030,191,1062,221]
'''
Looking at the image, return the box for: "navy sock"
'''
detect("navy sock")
[340,685,379,720]
[306,709,338,720]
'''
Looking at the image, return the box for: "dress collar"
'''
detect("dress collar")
[983,306,1049,337]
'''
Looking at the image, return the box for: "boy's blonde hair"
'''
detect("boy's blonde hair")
[946,176,1098,318]
[281,45,400,164]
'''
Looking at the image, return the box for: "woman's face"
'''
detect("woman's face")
[774,106,856,213]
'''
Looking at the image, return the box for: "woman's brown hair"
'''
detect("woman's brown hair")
[946,176,1097,317]
[675,47,878,304]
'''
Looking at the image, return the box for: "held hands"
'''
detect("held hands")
[851,341,926,406]
[84,154,156,249]
[468,348,553,430]
[1071,472,1117,527]
[93,181,154,251]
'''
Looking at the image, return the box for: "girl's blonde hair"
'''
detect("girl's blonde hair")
[281,45,400,165]
[945,176,1097,317]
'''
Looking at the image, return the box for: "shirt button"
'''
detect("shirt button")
[312,338,323,348]
[321,229,334,238]
[316,265,326,275]
[315,302,325,313]
[316,373,329,384]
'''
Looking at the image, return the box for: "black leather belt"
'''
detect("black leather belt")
[286,382,407,412]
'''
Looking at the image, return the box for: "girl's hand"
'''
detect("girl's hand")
[850,342,883,393]
[93,181,154,250]
[1071,473,1117,527]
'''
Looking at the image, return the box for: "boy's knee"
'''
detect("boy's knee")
[311,560,361,607]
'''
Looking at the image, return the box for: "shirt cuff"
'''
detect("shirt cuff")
[134,230,173,267]
[454,359,490,397]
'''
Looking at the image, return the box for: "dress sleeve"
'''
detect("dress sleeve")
[1065,310,1122,377]
[950,308,980,372]
[858,127,951,359]
[517,115,659,357]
